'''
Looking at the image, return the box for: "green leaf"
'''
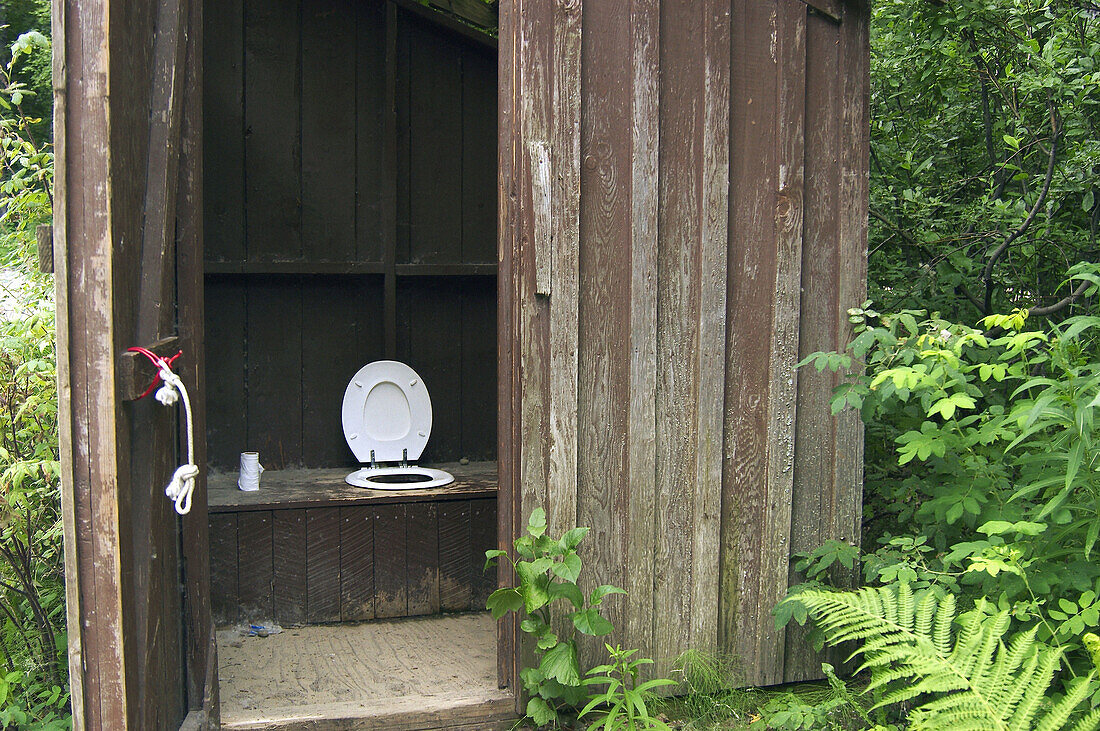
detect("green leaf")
[526,697,557,727]
[548,580,585,609]
[571,608,614,636]
[486,587,523,619]
[560,526,590,550]
[551,553,582,583]
[540,641,581,686]
[483,549,508,572]
[590,584,627,605]
[527,507,547,537]
[516,562,551,612]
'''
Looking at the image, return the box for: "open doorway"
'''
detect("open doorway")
[200,0,508,725]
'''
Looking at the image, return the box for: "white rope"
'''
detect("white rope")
[155,364,198,515]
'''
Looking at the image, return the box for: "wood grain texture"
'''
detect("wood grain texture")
[207,462,498,511]
[176,0,215,708]
[273,509,307,625]
[244,0,301,260]
[374,504,409,617]
[301,0,356,262]
[470,498,498,607]
[340,506,375,621]
[246,279,302,467]
[237,511,275,620]
[406,502,440,615]
[624,0,660,677]
[203,279,247,468]
[210,514,240,626]
[785,9,841,681]
[721,0,807,685]
[438,501,473,611]
[356,0,387,263]
[461,44,499,264]
[306,508,342,623]
[202,0,244,261]
[577,0,629,665]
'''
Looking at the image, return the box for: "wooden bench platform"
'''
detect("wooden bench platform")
[207,462,498,627]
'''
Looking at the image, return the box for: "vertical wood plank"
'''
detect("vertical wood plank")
[204,279,247,468]
[374,504,408,617]
[384,4,399,358]
[246,278,303,467]
[301,0,356,262]
[301,279,361,467]
[461,282,498,461]
[546,0,582,568]
[576,0,629,662]
[177,0,214,709]
[398,279,463,462]
[438,501,473,611]
[786,9,841,681]
[835,0,869,578]
[406,503,440,616]
[306,507,342,623]
[340,506,375,621]
[720,0,806,685]
[244,0,302,260]
[461,45,498,264]
[407,18,464,264]
[625,0,660,675]
[237,511,274,620]
[356,1,387,263]
[209,514,240,626]
[470,498,498,608]
[497,0,519,692]
[202,0,244,261]
[691,0,732,660]
[273,510,307,625]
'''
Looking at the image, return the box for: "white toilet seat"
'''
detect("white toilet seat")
[345,466,454,490]
[341,361,454,490]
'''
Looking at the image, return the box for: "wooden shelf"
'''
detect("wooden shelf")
[203,261,496,276]
[208,460,497,512]
[204,261,386,275]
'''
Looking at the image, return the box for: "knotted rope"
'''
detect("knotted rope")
[127,347,198,515]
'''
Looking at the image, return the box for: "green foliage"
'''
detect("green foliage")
[579,644,675,731]
[0,21,68,728]
[0,0,51,144]
[783,583,1100,731]
[485,508,627,728]
[868,0,1100,319]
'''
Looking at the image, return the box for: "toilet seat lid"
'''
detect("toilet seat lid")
[342,361,432,463]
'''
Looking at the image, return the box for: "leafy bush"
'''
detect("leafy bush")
[485,508,628,728]
[0,27,69,729]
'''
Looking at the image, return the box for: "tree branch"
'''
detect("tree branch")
[982,109,1061,313]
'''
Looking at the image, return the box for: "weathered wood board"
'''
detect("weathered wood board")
[500,0,869,691]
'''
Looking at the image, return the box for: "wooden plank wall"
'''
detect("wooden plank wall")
[203,0,498,469]
[55,0,211,723]
[208,499,497,625]
[501,0,868,688]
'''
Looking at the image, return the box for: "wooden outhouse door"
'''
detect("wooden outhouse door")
[53,0,213,727]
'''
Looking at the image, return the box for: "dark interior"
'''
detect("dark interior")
[202,0,498,471]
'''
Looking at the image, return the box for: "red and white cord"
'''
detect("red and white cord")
[126,347,198,515]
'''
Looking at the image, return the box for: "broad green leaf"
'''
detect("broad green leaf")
[571,608,614,636]
[486,587,523,619]
[539,641,580,686]
[526,697,556,727]
[551,553,581,584]
[560,526,590,551]
[590,585,627,605]
[527,507,547,537]
[548,580,585,609]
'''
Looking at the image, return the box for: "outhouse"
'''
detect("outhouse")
[51,0,869,727]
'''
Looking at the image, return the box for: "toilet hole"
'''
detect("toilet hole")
[367,474,434,484]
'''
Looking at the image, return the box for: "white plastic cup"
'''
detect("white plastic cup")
[238,452,264,492]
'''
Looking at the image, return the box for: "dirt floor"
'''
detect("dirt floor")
[217,612,512,729]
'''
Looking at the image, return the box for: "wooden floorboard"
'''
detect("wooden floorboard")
[217,613,511,730]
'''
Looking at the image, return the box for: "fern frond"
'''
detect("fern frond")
[789,583,1093,731]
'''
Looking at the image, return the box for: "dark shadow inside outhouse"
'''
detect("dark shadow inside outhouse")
[201,0,504,724]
